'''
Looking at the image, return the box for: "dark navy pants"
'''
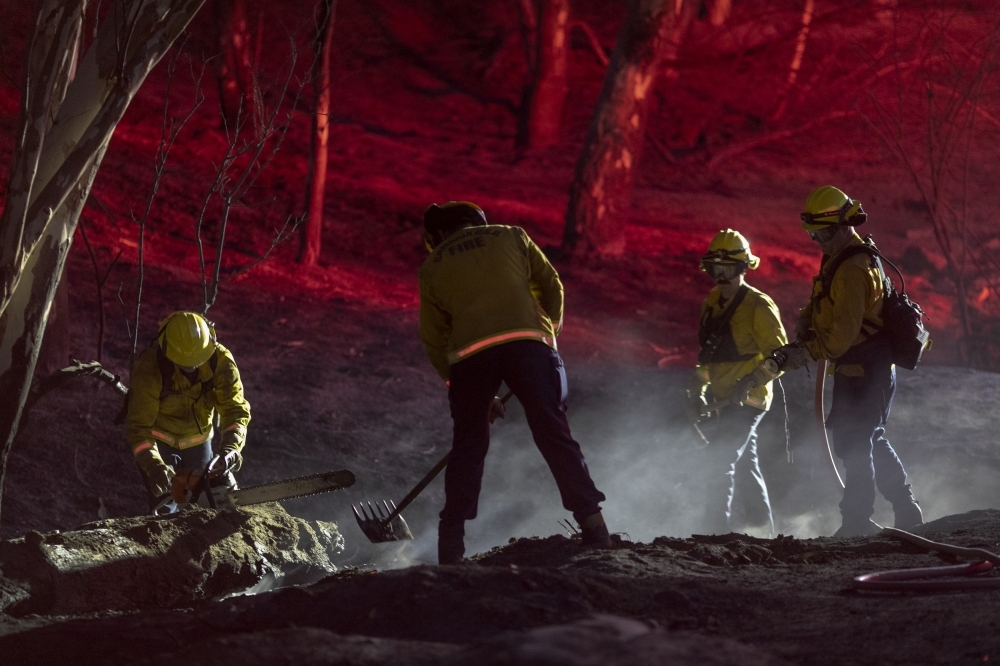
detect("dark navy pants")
[440,340,606,526]
[826,334,914,526]
[701,405,773,535]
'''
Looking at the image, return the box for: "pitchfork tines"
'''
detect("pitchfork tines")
[352,499,414,542]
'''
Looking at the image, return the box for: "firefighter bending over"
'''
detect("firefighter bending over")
[419,201,610,564]
[125,311,251,512]
[689,230,787,537]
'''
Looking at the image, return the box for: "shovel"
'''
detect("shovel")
[353,389,514,543]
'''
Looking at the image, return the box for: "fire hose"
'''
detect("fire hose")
[813,359,845,491]
[853,528,1000,592]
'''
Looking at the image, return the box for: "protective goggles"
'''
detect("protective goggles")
[702,261,746,281]
[806,225,840,243]
[800,199,868,227]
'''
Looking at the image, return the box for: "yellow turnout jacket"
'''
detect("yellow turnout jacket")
[799,233,884,375]
[125,343,250,466]
[419,225,563,381]
[694,284,788,410]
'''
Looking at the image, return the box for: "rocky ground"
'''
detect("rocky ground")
[2,509,1000,665]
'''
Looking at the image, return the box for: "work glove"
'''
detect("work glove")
[489,396,507,424]
[726,356,783,405]
[727,374,759,406]
[773,343,813,371]
[211,431,244,477]
[147,464,174,498]
[136,449,174,497]
[794,317,814,342]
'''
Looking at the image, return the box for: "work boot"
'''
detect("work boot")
[438,519,465,565]
[833,517,880,538]
[893,501,923,531]
[579,512,612,549]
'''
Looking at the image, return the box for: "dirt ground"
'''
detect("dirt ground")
[3,510,1000,665]
[3,1,1000,663]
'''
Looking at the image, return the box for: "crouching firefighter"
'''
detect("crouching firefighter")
[419,201,610,564]
[687,230,788,537]
[124,311,251,513]
[782,186,922,537]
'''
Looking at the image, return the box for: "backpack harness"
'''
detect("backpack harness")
[813,236,930,370]
[698,285,757,365]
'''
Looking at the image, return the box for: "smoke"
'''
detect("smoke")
[321,360,1000,570]
[461,364,995,565]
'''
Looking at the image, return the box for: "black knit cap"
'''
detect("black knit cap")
[423,201,488,236]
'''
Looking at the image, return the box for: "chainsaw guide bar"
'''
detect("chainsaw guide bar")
[228,469,356,507]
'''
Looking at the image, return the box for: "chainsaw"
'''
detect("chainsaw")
[37,361,358,515]
[152,463,355,514]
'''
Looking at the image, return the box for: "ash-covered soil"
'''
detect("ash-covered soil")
[2,510,1000,665]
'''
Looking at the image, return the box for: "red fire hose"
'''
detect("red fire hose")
[854,528,1000,592]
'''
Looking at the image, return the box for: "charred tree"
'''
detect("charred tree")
[34,275,70,377]
[524,0,570,149]
[0,0,205,527]
[515,0,539,146]
[213,0,255,131]
[562,0,696,255]
[299,0,338,267]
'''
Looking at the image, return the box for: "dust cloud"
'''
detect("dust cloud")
[346,361,1000,568]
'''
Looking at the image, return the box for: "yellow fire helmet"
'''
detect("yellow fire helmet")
[800,185,867,230]
[422,201,488,251]
[701,229,760,270]
[157,311,217,368]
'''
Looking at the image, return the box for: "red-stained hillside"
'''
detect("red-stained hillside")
[1,0,998,368]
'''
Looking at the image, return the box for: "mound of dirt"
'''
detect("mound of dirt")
[0,504,343,617]
[3,510,1000,665]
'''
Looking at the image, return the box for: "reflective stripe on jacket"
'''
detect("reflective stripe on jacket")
[695,284,788,411]
[419,225,563,381]
[125,343,251,460]
[800,234,884,372]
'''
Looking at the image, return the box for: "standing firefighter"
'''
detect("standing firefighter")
[419,201,610,564]
[785,186,922,536]
[125,311,251,512]
[688,230,787,536]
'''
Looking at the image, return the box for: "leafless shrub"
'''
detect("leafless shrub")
[858,3,1000,366]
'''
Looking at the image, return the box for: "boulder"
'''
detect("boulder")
[0,504,343,616]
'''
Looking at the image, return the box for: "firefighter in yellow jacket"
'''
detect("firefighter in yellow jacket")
[688,230,787,536]
[784,186,921,536]
[125,311,251,512]
[420,201,609,564]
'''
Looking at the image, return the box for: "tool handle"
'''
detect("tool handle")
[382,389,515,525]
[383,451,451,525]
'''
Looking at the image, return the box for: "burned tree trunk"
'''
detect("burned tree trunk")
[213,0,255,131]
[299,0,338,268]
[562,0,695,255]
[524,0,570,149]
[0,0,206,527]
[34,269,71,378]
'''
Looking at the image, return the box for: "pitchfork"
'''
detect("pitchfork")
[353,389,514,543]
